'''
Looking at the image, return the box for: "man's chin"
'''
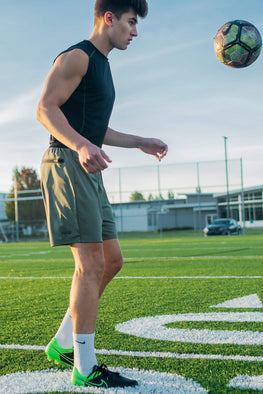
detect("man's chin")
[116,43,128,51]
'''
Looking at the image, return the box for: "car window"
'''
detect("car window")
[212,220,229,225]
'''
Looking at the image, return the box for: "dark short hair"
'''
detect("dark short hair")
[95,0,148,19]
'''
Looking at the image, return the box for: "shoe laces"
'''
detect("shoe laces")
[98,364,120,377]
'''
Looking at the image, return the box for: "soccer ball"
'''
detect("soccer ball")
[214,20,262,68]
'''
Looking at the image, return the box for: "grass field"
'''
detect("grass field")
[0,232,263,393]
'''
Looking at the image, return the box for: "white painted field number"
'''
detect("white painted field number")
[1,294,262,392]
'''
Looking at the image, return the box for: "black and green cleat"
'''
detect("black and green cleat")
[71,364,138,388]
[45,337,74,367]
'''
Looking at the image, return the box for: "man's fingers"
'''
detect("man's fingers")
[78,142,112,174]
[160,149,168,159]
[100,149,112,163]
[81,149,111,173]
[81,162,96,174]
[155,145,168,161]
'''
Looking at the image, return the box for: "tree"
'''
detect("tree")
[167,190,175,199]
[129,191,145,201]
[5,167,45,223]
[155,193,164,200]
[147,193,166,201]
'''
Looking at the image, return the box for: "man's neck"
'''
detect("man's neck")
[89,29,113,58]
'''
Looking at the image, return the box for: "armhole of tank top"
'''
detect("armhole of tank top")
[79,48,95,134]
[84,48,95,77]
[53,46,93,66]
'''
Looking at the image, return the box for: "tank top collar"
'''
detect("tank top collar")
[86,40,109,61]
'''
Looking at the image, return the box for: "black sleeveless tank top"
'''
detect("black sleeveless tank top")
[49,40,115,148]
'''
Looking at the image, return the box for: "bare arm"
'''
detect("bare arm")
[103,127,168,162]
[37,49,111,174]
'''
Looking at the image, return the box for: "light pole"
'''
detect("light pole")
[223,136,230,218]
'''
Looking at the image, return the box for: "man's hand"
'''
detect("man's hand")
[138,138,168,162]
[78,142,112,174]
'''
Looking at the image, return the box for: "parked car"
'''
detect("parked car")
[203,218,241,236]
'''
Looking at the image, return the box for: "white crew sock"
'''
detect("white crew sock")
[55,308,73,349]
[73,333,98,376]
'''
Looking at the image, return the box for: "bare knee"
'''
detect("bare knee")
[113,255,123,274]
[74,258,105,283]
[99,246,123,297]
[71,243,105,283]
[103,239,124,277]
[106,255,123,278]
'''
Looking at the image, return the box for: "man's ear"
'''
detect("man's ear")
[104,11,113,27]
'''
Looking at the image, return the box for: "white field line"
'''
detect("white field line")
[0,258,72,262]
[124,256,263,260]
[116,276,263,279]
[122,247,263,252]
[0,368,208,394]
[0,276,73,279]
[120,241,252,245]
[1,256,263,263]
[122,247,256,251]
[0,343,262,362]
[0,276,263,280]
[0,246,260,257]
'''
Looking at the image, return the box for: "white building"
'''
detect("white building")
[216,185,263,229]
[112,186,263,233]
[112,194,217,233]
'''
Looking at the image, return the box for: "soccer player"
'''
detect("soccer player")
[37,0,168,389]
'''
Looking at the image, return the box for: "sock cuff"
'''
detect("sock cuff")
[73,333,95,343]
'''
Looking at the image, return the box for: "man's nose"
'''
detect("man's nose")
[132,26,138,37]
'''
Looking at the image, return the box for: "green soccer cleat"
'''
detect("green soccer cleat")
[45,337,74,367]
[71,364,138,388]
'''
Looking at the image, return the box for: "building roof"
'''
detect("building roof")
[215,185,263,198]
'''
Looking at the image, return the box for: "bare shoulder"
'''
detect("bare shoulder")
[54,48,90,79]
[38,48,90,107]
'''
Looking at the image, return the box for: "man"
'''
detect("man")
[37,0,168,389]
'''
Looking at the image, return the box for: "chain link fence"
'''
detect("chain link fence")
[0,158,245,242]
[102,158,243,203]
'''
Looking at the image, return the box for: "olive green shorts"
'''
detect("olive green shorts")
[40,147,117,247]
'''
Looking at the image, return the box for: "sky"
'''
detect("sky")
[0,0,263,194]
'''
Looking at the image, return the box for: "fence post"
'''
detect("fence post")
[223,137,231,217]
[156,165,161,198]
[196,162,202,234]
[14,174,19,242]
[240,158,246,235]
[118,168,124,237]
